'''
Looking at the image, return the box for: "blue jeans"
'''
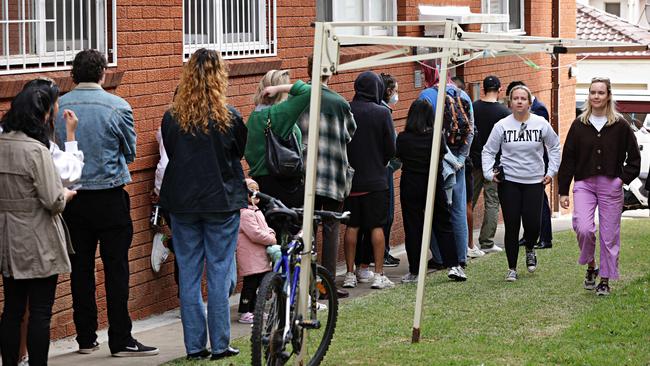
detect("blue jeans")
[430,166,468,265]
[170,212,240,355]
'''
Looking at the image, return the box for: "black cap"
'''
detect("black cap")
[483,75,501,91]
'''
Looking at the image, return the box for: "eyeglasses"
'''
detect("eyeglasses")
[518,123,528,139]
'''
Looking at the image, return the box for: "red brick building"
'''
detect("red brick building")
[0,0,576,339]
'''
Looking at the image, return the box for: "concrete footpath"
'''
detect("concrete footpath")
[47,211,647,365]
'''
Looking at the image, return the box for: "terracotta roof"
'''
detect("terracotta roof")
[576,3,650,56]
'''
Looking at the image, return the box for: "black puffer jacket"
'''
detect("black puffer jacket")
[160,106,248,213]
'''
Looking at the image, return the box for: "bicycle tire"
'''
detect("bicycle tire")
[251,271,285,366]
[301,264,339,366]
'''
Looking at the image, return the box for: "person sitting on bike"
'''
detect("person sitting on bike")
[237,178,278,324]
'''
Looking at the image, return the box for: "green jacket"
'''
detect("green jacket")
[245,80,311,177]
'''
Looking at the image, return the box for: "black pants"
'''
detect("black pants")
[314,196,343,276]
[238,272,268,313]
[63,187,134,353]
[161,210,180,290]
[401,172,458,274]
[254,175,304,209]
[498,181,544,269]
[522,191,553,244]
[0,275,58,366]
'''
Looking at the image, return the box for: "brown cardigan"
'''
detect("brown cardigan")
[558,117,641,195]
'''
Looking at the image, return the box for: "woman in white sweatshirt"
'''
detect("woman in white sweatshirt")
[482,85,561,282]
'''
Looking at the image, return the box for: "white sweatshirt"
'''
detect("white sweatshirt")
[482,113,561,184]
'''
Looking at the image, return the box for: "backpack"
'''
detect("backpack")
[435,86,472,147]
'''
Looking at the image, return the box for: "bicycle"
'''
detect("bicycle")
[249,190,349,366]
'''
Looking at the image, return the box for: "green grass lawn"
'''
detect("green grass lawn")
[165,219,650,366]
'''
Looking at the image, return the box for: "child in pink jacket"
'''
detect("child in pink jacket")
[237,178,277,324]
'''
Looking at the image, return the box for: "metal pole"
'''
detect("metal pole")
[295,21,326,365]
[411,20,453,343]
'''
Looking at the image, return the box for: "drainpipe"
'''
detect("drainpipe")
[551,0,560,213]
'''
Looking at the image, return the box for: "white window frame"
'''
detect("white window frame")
[182,0,277,61]
[0,0,116,75]
[328,0,397,37]
[482,0,525,34]
[604,2,621,17]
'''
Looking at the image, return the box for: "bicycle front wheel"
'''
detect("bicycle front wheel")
[251,271,286,366]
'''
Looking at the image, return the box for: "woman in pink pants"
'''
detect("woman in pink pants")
[558,77,641,296]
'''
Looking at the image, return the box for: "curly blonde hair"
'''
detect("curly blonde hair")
[171,48,231,133]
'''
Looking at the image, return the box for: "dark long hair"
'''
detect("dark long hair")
[1,87,55,148]
[22,78,60,140]
[405,99,434,135]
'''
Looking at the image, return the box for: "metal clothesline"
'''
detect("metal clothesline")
[296,19,647,364]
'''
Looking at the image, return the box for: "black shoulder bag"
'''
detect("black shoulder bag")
[264,114,304,177]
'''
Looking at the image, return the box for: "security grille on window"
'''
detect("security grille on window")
[482,0,524,33]
[183,0,276,60]
[317,0,397,36]
[0,0,116,75]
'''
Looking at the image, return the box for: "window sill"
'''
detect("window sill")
[226,57,283,77]
[0,68,124,99]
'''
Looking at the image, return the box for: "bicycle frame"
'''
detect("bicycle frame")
[273,237,303,344]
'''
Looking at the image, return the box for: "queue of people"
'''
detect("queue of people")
[0,46,642,364]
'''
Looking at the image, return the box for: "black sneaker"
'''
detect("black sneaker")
[211,346,240,360]
[187,349,211,360]
[518,237,526,247]
[383,255,400,267]
[387,253,400,263]
[427,259,445,271]
[525,250,537,273]
[584,268,599,290]
[534,241,553,249]
[78,341,100,354]
[595,281,610,296]
[112,339,159,357]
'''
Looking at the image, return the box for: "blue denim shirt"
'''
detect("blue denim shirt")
[55,83,136,190]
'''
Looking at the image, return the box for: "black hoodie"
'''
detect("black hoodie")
[348,71,396,192]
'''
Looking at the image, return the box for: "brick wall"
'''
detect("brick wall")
[0,0,576,340]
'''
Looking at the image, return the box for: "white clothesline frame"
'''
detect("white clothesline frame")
[296,19,647,363]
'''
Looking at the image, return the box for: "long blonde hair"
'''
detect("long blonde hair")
[171,48,231,133]
[579,77,622,126]
[253,69,290,106]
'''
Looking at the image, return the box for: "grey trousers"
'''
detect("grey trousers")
[472,167,500,248]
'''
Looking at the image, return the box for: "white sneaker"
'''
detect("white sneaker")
[482,244,503,253]
[505,269,518,282]
[371,274,395,289]
[447,266,467,281]
[467,246,485,258]
[401,272,418,283]
[151,233,169,273]
[342,272,357,288]
[355,267,374,283]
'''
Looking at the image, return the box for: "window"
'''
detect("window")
[482,0,525,33]
[0,0,116,75]
[604,2,621,17]
[183,0,276,60]
[317,0,397,36]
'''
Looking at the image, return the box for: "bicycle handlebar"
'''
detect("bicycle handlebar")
[247,189,350,224]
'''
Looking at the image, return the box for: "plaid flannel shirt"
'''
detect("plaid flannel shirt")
[298,86,356,202]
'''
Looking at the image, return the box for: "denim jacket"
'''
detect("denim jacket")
[55,83,136,190]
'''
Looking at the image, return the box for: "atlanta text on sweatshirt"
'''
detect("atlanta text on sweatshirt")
[482,113,560,184]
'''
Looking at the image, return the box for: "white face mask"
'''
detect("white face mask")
[389,92,399,105]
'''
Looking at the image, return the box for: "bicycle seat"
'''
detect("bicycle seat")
[265,207,300,225]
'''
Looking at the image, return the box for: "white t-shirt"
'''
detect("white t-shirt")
[482,113,561,184]
[589,115,608,132]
